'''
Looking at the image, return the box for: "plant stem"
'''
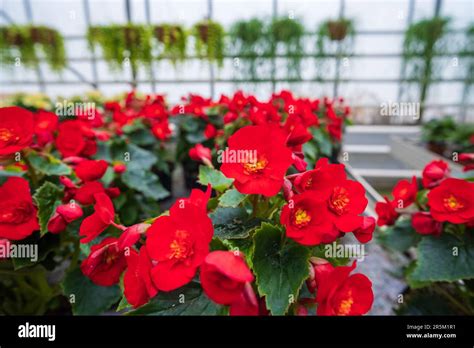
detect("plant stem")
[434,283,472,315]
[22,152,39,187]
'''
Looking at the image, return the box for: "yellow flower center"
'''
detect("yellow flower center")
[443,195,463,211]
[244,157,268,174]
[329,186,350,215]
[169,230,193,260]
[294,208,311,227]
[0,128,17,143]
[337,292,354,315]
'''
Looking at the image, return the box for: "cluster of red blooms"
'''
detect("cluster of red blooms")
[104,91,171,141]
[376,159,474,235]
[0,91,373,316]
[183,91,350,165]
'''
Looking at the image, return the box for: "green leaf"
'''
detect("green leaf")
[125,143,157,170]
[210,207,261,240]
[311,128,332,157]
[28,152,71,176]
[377,218,421,253]
[218,188,246,208]
[116,296,131,312]
[122,169,169,200]
[61,268,121,315]
[410,233,474,282]
[252,223,310,315]
[198,166,233,192]
[396,288,459,315]
[127,281,223,315]
[33,182,62,236]
[405,261,430,289]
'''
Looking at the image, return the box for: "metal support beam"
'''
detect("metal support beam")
[208,0,215,99]
[22,0,46,93]
[271,0,278,93]
[333,0,346,98]
[83,0,99,89]
[145,0,157,93]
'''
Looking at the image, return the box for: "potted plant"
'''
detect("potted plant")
[315,18,354,80]
[269,17,305,79]
[87,25,153,73]
[402,17,450,122]
[421,116,457,155]
[376,160,474,315]
[0,25,66,71]
[229,18,267,81]
[153,24,187,65]
[192,20,225,67]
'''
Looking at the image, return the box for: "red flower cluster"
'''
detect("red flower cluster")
[376,160,474,235]
[308,259,373,316]
[282,158,370,245]
[145,187,213,291]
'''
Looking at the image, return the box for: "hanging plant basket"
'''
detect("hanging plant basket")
[0,25,66,72]
[87,25,153,72]
[327,19,351,41]
[153,24,187,64]
[192,20,225,67]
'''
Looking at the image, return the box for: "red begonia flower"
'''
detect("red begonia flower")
[375,197,399,226]
[307,258,335,294]
[353,216,376,243]
[34,110,58,146]
[75,159,108,182]
[411,212,442,236]
[200,251,254,305]
[79,193,115,243]
[229,283,259,316]
[189,144,212,164]
[74,181,106,205]
[294,159,368,234]
[146,188,213,291]
[316,261,373,316]
[47,202,83,234]
[392,176,418,208]
[124,246,158,308]
[220,125,293,197]
[55,120,97,158]
[281,191,336,246]
[0,106,34,155]
[81,237,127,286]
[427,178,474,224]
[204,123,217,139]
[118,223,150,250]
[422,160,450,189]
[0,177,39,240]
[293,158,346,193]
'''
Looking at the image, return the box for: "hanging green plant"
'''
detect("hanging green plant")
[229,18,267,81]
[192,20,225,67]
[0,25,66,72]
[315,18,354,80]
[87,24,153,72]
[402,17,450,121]
[269,17,304,80]
[153,24,187,65]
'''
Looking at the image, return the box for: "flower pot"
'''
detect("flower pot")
[155,25,183,45]
[327,21,348,41]
[427,141,446,156]
[197,24,209,43]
